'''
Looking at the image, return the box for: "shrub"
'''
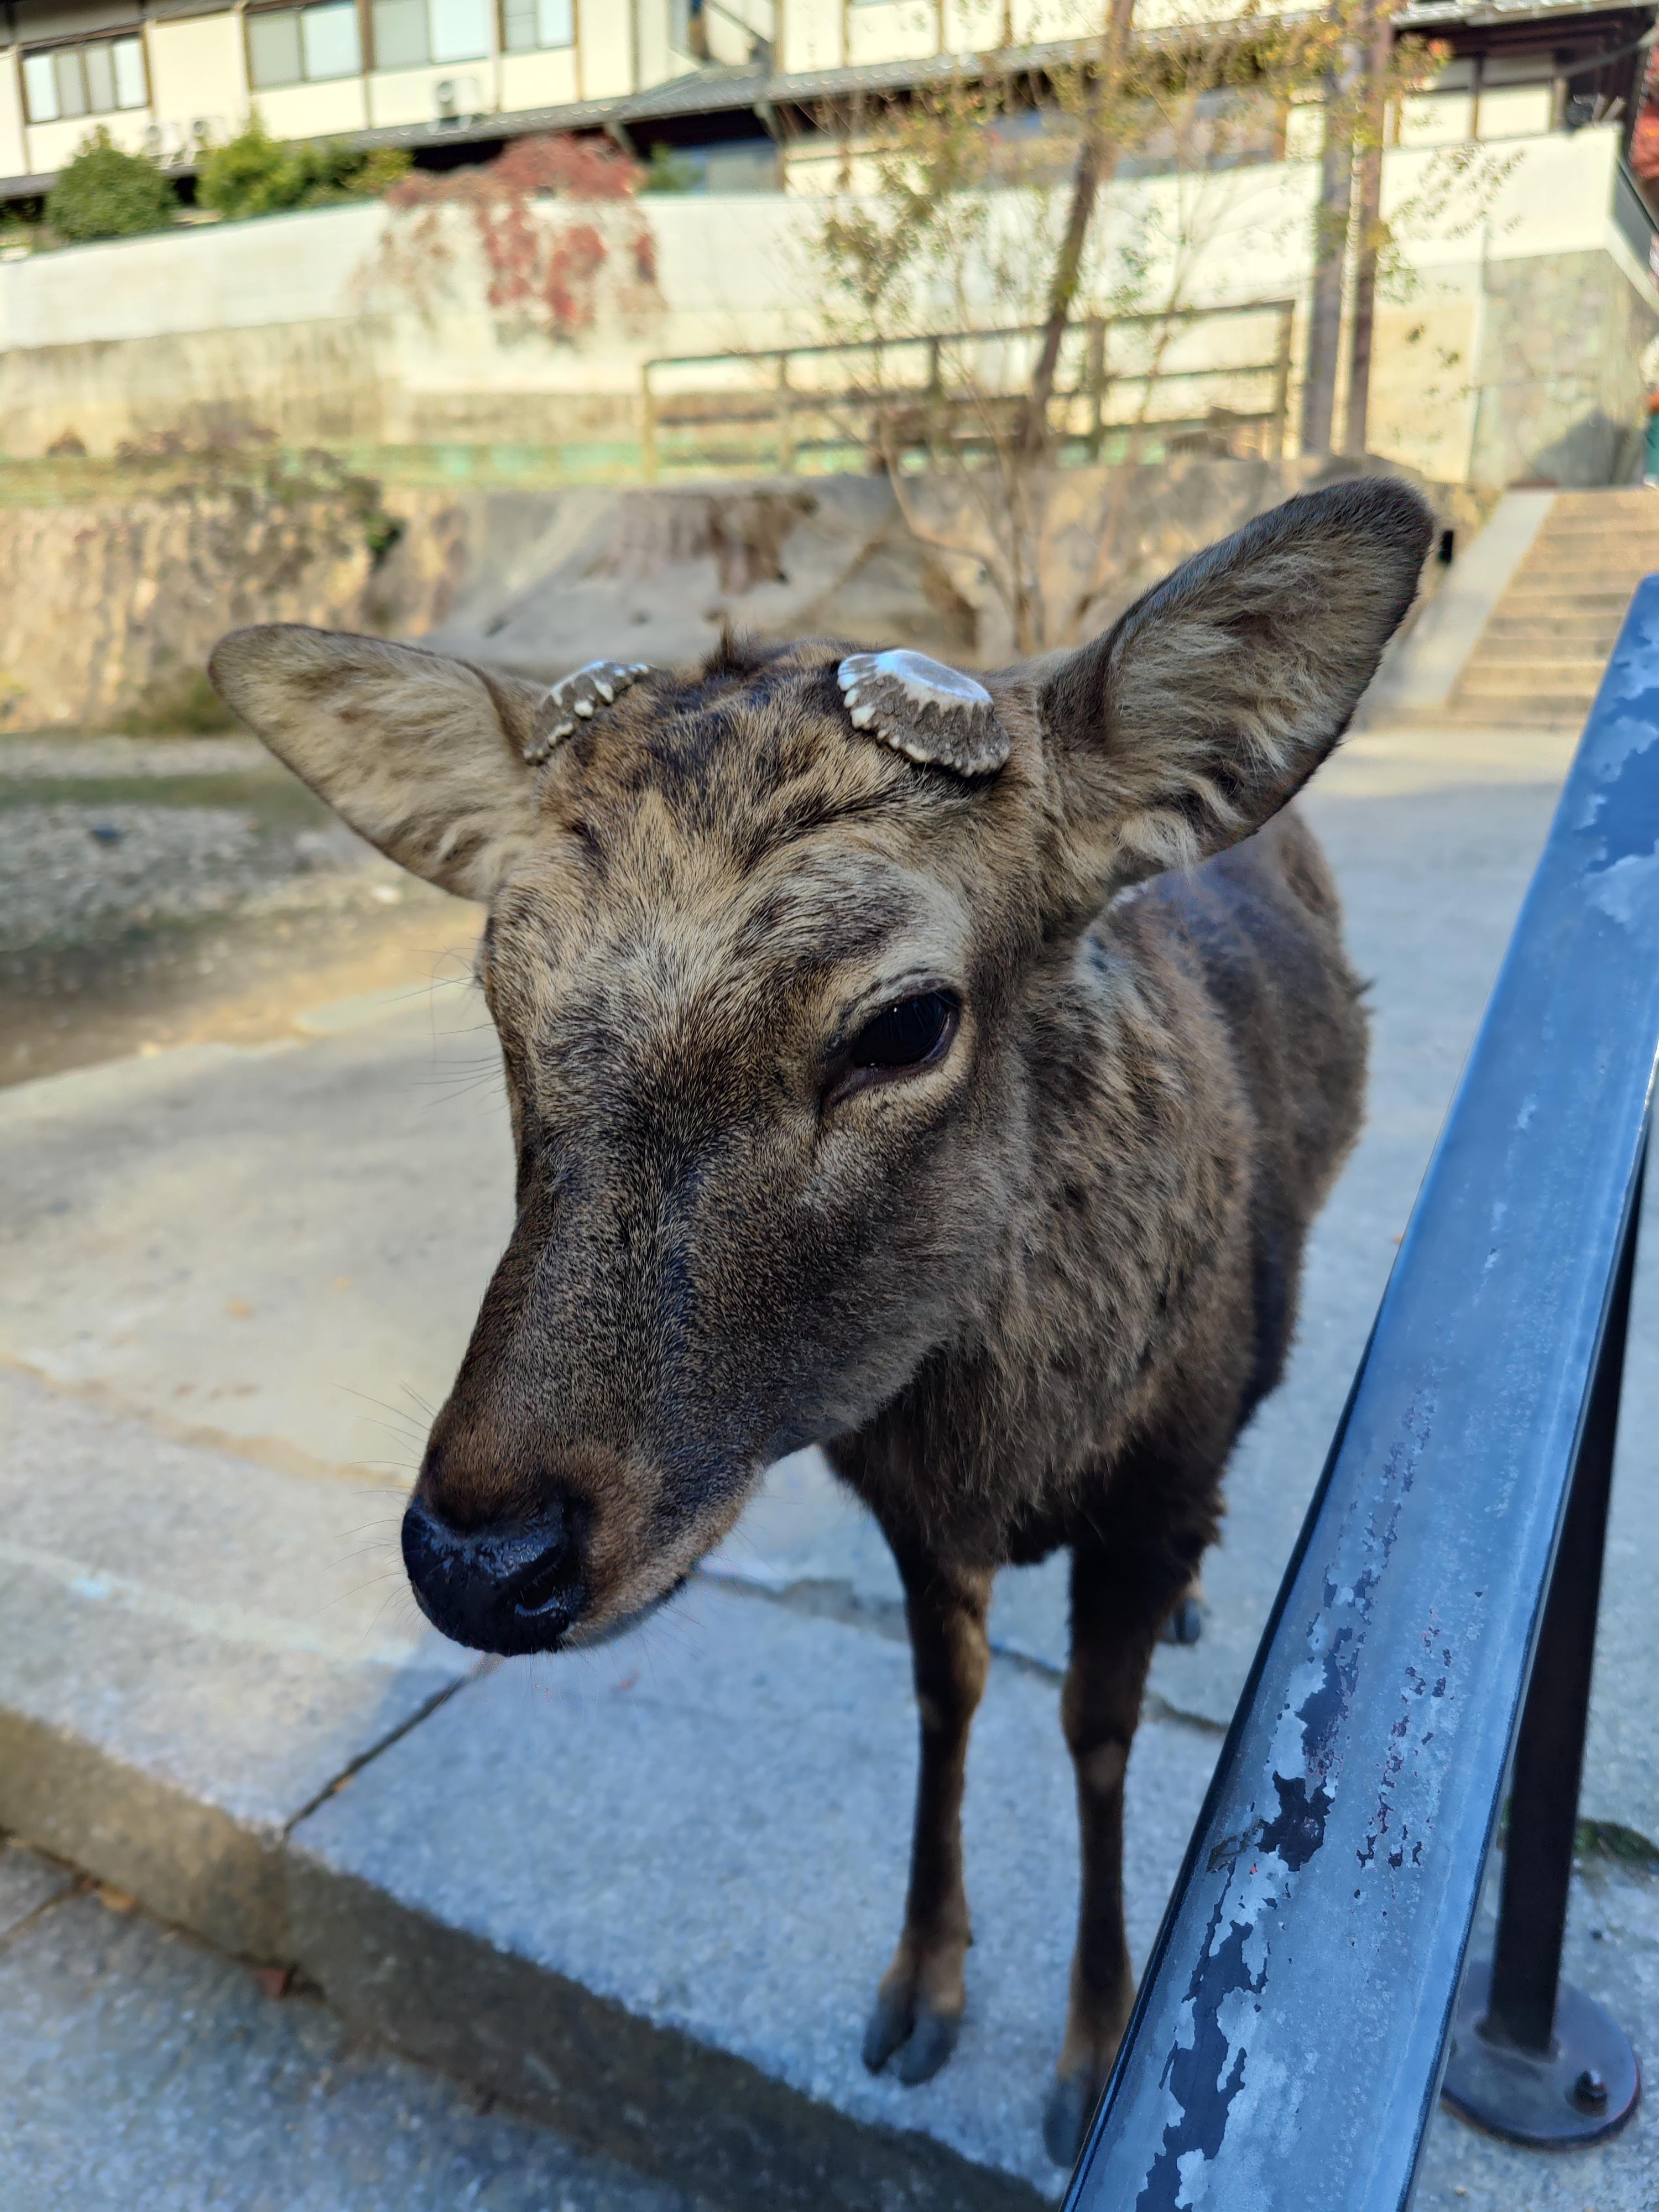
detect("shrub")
[197,116,411,221]
[641,143,697,194]
[375,134,658,341]
[48,128,176,242]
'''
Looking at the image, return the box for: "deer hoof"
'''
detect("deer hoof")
[1042,2069,1103,2168]
[862,1989,962,2084]
[1159,1595,1204,1646]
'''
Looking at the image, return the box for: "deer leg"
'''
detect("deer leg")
[1044,1516,1207,2167]
[863,1547,993,2087]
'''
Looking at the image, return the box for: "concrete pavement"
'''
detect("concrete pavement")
[3,712,1658,2205]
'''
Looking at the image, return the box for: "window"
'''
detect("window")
[502,0,572,53]
[246,2,362,88]
[22,35,147,124]
[670,0,771,65]
[372,0,489,70]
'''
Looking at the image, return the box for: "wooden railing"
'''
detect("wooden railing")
[640,299,1297,481]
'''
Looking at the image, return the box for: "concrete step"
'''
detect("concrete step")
[288,1580,1217,2211]
[1492,593,1640,622]
[1,1865,708,2212]
[1506,569,1653,596]
[1528,526,1659,552]
[1437,702,1590,731]
[1479,615,1623,645]
[0,1363,1218,2212]
[0,1364,480,1960]
[1456,646,1611,675]
[1454,672,1603,705]
[1551,490,1659,515]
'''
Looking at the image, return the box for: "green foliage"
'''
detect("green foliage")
[641,142,698,195]
[196,116,411,221]
[119,664,237,736]
[47,128,176,243]
[1575,1818,1659,1872]
[0,207,41,253]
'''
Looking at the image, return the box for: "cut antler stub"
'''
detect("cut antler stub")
[837,650,1010,778]
[525,660,654,764]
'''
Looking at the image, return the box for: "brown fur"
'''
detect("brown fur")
[208,477,1432,2162]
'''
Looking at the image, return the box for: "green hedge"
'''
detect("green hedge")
[197,116,410,221]
[47,128,176,242]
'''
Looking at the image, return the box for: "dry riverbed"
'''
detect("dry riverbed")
[0,732,481,1087]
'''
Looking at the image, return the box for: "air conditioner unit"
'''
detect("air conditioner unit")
[432,75,480,126]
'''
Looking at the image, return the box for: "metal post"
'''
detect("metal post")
[776,355,794,476]
[1270,302,1293,460]
[640,369,658,483]
[1086,316,1107,462]
[1441,1146,1645,2147]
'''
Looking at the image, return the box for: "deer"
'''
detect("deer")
[209,476,1431,2166]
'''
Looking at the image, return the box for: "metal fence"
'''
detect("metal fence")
[1066,581,1659,2206]
[639,300,1296,481]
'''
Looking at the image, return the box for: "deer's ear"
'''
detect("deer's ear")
[208,625,547,902]
[1036,478,1432,912]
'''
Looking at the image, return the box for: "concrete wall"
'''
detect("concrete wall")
[0,455,1439,732]
[0,484,469,731]
[0,127,1650,486]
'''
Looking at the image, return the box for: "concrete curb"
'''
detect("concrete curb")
[285,1857,1042,2212]
[0,1706,290,1960]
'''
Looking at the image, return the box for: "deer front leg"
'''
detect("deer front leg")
[1044,1519,1206,2167]
[863,1545,993,2087]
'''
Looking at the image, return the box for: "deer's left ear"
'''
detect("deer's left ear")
[1036,478,1433,914]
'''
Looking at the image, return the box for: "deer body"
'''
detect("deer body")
[210,478,1428,2165]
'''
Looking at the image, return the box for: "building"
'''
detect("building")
[0,2,1650,205]
[0,0,1654,489]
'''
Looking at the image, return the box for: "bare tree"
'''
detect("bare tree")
[811,1,1453,656]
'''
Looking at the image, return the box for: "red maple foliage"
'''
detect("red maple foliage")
[377,133,658,340]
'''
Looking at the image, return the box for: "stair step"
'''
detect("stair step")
[1442,690,1589,719]
[1524,556,1659,578]
[1459,640,1613,664]
[1513,571,1655,597]
[1457,658,1603,684]
[1453,690,1599,719]
[1532,524,1659,545]
[1480,619,1623,645]
[1531,542,1659,566]
[1458,668,1609,692]
[1498,586,1641,611]
[1551,490,1658,510]
[1440,706,1585,731]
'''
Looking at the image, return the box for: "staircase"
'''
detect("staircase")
[1447,488,1659,728]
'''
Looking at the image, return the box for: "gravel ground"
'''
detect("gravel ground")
[0,734,411,958]
[0,731,465,1086]
[1,802,393,955]
[0,735,270,779]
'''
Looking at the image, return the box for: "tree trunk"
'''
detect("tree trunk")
[1300,33,1365,455]
[1345,2,1394,456]
[1021,0,1136,469]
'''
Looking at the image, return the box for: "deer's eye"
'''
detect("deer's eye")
[826,992,958,1106]
[853,993,954,1068]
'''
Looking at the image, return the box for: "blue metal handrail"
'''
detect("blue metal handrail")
[1066,581,1659,2207]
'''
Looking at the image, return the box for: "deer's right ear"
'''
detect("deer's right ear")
[1034,477,1432,916]
[207,624,548,902]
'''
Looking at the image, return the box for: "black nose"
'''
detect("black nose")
[400,1492,586,1655]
